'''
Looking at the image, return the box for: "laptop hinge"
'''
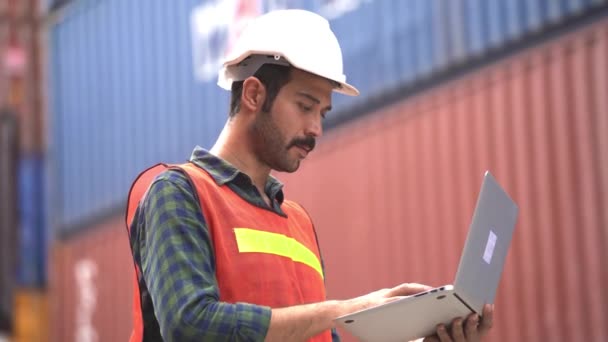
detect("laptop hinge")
[453,293,477,314]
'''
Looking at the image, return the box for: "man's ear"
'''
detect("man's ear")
[241,77,266,114]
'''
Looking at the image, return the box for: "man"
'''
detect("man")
[126,9,494,342]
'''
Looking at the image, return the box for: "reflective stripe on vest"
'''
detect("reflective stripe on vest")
[234,227,324,279]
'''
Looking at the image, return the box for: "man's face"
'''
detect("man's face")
[250,69,333,173]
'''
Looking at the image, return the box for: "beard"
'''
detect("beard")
[249,110,315,173]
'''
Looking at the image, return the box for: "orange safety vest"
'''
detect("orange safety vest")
[125,162,331,342]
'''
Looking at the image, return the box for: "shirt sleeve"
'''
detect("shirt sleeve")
[137,169,272,341]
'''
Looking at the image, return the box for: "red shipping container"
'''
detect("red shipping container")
[49,217,133,342]
[280,16,608,342]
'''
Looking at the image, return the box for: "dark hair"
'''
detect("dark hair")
[229,63,292,117]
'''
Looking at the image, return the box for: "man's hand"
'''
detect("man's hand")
[343,283,433,315]
[422,304,494,342]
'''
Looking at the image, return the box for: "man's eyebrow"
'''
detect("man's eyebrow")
[296,91,332,111]
[296,91,320,103]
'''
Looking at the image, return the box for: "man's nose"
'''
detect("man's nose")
[305,115,323,137]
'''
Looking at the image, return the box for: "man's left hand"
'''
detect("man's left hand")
[422,304,494,342]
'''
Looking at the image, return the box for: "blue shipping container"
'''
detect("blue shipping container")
[47,0,608,234]
[18,155,46,287]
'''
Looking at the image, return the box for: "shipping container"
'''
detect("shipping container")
[49,216,133,342]
[1,2,47,339]
[46,0,608,235]
[47,0,228,233]
[18,155,47,288]
[1,1,47,284]
[47,14,608,342]
[280,15,608,342]
[0,0,44,154]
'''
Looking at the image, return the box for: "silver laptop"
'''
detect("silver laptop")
[334,171,519,342]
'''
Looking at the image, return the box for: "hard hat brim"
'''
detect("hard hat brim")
[220,51,360,97]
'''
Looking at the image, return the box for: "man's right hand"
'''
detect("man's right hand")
[341,283,433,316]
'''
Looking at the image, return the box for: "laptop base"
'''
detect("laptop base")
[335,285,475,342]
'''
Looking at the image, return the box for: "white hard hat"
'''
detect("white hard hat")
[218,9,359,96]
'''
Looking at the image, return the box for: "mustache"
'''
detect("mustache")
[288,136,316,152]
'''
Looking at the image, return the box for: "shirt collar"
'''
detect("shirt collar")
[189,146,285,204]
